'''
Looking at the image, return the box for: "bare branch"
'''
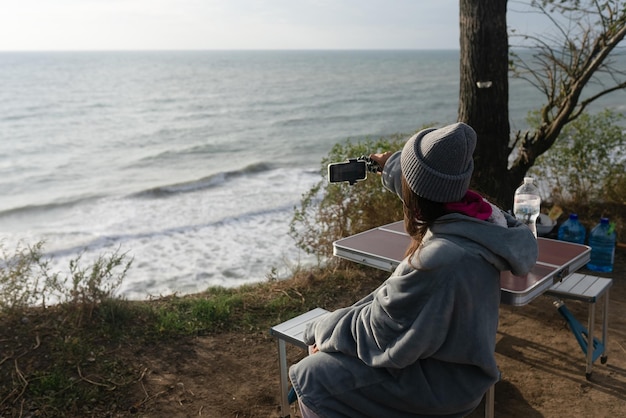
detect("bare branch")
[511,0,626,131]
[574,79,626,117]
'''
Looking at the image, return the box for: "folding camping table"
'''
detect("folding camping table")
[332,220,591,306]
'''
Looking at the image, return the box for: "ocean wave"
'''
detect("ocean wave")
[0,195,103,219]
[135,138,229,164]
[130,162,274,198]
[2,111,48,122]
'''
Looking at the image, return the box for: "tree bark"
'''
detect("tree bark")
[458,0,514,208]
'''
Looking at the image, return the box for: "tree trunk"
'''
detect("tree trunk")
[458,0,515,209]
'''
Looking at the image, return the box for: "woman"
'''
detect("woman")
[289,122,538,418]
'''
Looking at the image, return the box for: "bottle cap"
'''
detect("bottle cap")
[600,217,609,224]
[569,213,578,220]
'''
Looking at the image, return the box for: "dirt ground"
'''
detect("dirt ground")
[130,245,626,418]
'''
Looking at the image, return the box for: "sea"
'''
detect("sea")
[1,50,624,300]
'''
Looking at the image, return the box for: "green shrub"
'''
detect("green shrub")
[529,109,626,204]
[0,241,50,312]
[0,241,131,322]
[289,133,410,260]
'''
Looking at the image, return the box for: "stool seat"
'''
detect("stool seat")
[270,307,329,348]
[545,273,612,379]
[547,273,612,302]
[270,308,329,418]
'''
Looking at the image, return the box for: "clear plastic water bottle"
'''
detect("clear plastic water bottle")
[557,213,586,244]
[513,177,541,238]
[587,217,616,272]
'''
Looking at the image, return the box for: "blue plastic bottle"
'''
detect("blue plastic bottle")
[557,214,586,244]
[587,217,616,272]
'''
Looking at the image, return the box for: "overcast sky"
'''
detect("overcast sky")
[0,0,548,51]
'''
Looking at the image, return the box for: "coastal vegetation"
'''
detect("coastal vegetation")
[528,108,626,205]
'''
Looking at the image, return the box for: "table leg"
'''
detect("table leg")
[585,302,596,379]
[485,383,495,418]
[601,291,609,364]
[277,339,291,418]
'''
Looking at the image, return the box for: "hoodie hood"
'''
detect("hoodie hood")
[426,211,538,277]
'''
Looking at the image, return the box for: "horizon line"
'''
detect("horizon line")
[0,48,462,53]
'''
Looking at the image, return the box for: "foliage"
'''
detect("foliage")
[528,108,626,204]
[0,241,131,323]
[0,242,133,416]
[289,134,408,260]
[0,241,50,312]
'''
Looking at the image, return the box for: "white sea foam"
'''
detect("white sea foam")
[2,166,320,300]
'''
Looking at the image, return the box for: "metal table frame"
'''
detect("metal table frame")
[332,220,591,306]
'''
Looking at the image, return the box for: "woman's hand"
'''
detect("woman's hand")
[309,343,319,355]
[370,151,394,173]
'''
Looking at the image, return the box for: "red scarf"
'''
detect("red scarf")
[443,190,492,220]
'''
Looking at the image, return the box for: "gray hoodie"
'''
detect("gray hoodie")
[290,152,538,418]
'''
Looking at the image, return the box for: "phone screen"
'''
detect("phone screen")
[328,160,367,184]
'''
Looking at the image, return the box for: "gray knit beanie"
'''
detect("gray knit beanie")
[400,122,477,203]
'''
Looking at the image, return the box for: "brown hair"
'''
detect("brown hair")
[402,176,447,262]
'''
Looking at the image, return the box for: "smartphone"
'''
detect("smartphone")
[327,159,367,185]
